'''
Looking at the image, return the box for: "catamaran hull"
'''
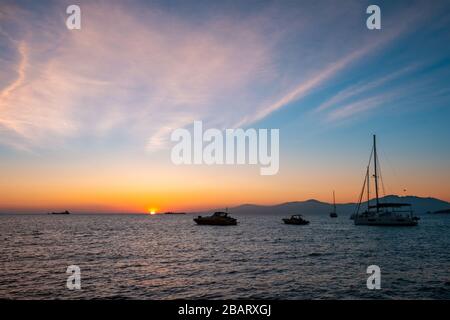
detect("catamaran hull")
[354,216,418,226]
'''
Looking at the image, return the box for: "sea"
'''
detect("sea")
[1,213,449,299]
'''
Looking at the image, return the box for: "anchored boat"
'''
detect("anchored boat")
[194,211,237,226]
[48,210,70,215]
[283,215,309,225]
[353,135,419,226]
[330,191,338,218]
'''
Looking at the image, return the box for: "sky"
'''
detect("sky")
[1,0,450,213]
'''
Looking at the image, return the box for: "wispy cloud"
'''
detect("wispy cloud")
[315,64,419,113]
[325,93,394,122]
[0,2,277,151]
[0,0,443,151]
[236,2,436,127]
[0,41,27,101]
[235,46,370,127]
[324,64,450,123]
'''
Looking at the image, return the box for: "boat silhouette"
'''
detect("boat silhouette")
[194,211,237,226]
[353,135,419,226]
[282,214,309,225]
[330,190,338,218]
[48,210,70,215]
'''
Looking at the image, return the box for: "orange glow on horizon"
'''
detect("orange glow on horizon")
[0,155,449,214]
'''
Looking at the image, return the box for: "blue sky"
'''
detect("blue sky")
[0,0,449,211]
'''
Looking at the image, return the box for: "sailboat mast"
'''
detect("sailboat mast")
[373,135,380,212]
[333,190,336,213]
[366,166,370,212]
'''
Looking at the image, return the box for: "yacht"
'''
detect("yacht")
[194,211,237,226]
[283,215,309,225]
[353,135,419,226]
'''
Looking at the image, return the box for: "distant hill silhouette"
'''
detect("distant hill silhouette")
[204,195,450,216]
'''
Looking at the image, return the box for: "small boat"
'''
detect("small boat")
[283,215,309,225]
[353,135,419,226]
[330,190,338,218]
[48,210,70,215]
[194,211,237,226]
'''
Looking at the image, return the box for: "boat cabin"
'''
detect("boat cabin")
[213,212,229,217]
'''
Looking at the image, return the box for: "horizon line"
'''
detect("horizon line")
[1,193,448,215]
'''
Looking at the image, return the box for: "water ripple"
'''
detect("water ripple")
[0,214,449,299]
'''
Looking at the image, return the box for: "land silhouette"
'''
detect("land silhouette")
[202,195,450,216]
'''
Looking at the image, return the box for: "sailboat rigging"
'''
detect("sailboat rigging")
[353,135,419,226]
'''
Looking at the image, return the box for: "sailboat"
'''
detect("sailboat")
[353,135,419,226]
[330,191,338,218]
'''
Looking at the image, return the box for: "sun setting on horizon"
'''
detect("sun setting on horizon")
[1,0,450,305]
[0,0,449,216]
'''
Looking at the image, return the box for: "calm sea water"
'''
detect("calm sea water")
[1,213,449,299]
